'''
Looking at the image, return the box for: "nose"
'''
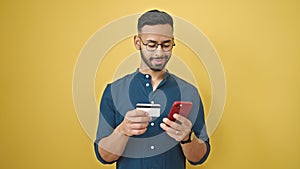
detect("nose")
[154,45,164,56]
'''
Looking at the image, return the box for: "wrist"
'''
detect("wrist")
[115,124,129,137]
[180,131,192,144]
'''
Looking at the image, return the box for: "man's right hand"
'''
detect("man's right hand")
[115,110,152,136]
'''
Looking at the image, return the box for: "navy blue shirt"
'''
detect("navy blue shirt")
[94,70,210,169]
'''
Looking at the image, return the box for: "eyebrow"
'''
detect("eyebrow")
[146,39,172,43]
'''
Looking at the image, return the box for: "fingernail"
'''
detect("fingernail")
[163,118,167,123]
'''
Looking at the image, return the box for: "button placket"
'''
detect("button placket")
[144,74,152,91]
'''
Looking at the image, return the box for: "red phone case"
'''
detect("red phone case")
[167,101,193,121]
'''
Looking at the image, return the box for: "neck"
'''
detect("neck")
[139,67,166,81]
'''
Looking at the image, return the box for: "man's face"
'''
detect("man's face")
[135,24,174,71]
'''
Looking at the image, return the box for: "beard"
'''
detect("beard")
[140,50,171,72]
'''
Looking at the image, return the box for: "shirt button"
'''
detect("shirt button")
[145,74,149,78]
[146,83,150,87]
[150,145,155,150]
[150,122,155,126]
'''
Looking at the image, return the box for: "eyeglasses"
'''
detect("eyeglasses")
[139,37,175,52]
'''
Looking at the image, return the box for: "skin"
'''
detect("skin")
[98,24,207,163]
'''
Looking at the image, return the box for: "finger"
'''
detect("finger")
[160,122,177,134]
[160,122,175,134]
[162,118,181,130]
[130,128,147,135]
[127,116,152,123]
[160,122,168,131]
[126,110,152,122]
[173,114,192,127]
[129,122,149,130]
[161,118,191,141]
[127,110,149,117]
[160,123,182,141]
[172,113,185,123]
[162,117,175,126]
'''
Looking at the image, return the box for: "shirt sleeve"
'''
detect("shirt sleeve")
[188,89,211,165]
[94,84,117,164]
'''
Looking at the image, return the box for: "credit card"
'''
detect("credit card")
[136,103,161,117]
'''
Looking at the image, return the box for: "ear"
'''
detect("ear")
[133,35,141,50]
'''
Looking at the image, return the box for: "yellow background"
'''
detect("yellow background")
[1,0,300,169]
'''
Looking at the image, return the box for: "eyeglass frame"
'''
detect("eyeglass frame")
[138,36,176,52]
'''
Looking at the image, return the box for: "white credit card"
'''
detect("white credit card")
[136,103,161,117]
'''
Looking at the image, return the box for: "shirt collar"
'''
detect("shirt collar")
[136,68,170,80]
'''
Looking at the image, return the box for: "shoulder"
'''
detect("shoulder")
[109,71,138,86]
[104,71,138,96]
[168,73,198,92]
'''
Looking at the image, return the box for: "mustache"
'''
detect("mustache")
[150,56,167,60]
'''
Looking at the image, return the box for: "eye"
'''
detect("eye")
[162,43,171,48]
[147,43,157,48]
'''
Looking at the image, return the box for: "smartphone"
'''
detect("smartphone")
[167,101,193,121]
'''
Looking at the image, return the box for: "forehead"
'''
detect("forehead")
[140,24,173,39]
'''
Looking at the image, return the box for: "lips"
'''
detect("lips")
[151,57,165,65]
[153,58,164,64]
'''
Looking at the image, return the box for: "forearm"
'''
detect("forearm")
[98,126,129,162]
[181,137,207,163]
[97,110,151,163]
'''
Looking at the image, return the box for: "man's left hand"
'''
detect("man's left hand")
[160,114,192,142]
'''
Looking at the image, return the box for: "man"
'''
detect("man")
[94,9,210,169]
